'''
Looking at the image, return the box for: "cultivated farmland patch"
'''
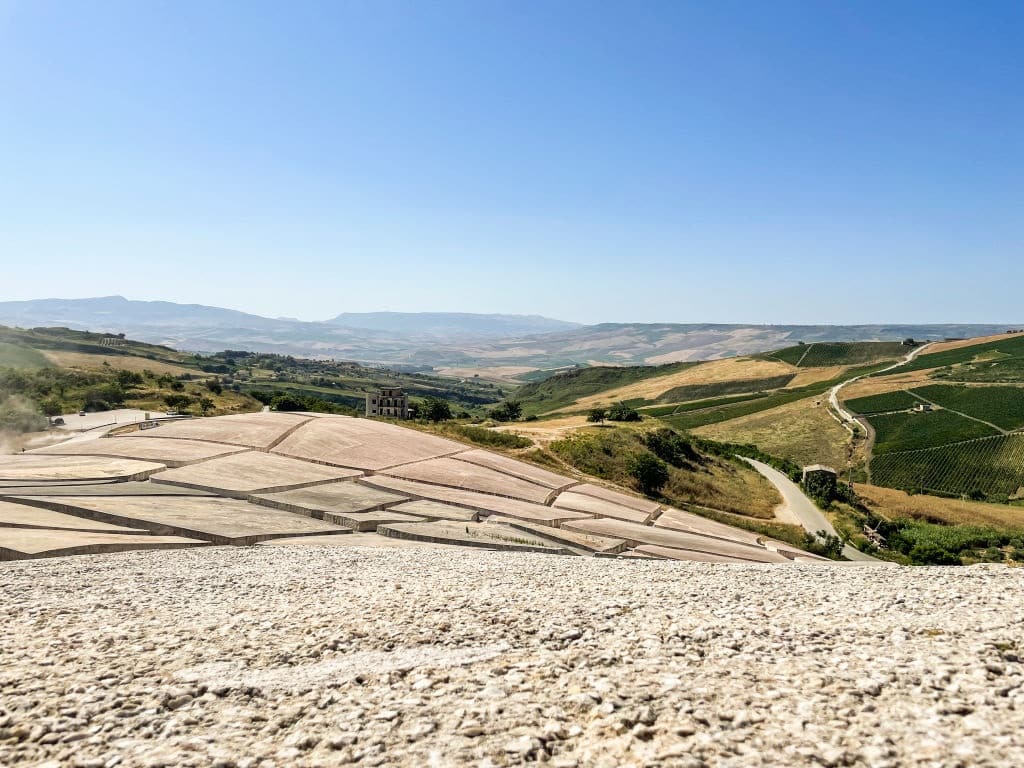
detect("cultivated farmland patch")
[870,434,1024,500]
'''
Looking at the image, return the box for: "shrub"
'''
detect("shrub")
[587,408,607,424]
[628,453,669,495]
[908,542,961,566]
[644,428,700,468]
[490,400,523,422]
[608,401,641,422]
[421,397,453,423]
[445,424,532,449]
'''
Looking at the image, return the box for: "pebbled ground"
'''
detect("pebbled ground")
[2,547,1023,767]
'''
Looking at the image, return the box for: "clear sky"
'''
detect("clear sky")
[1,1,1021,325]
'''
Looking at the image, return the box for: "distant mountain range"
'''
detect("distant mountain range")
[327,311,580,338]
[0,296,1016,371]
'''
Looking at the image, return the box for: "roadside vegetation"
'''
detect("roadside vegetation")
[827,491,1024,566]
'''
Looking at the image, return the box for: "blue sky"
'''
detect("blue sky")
[1,0,1021,324]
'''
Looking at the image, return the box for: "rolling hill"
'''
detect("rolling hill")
[0,297,1015,369]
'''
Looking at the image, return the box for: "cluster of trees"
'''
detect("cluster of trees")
[489,399,523,422]
[587,402,641,424]
[248,390,354,415]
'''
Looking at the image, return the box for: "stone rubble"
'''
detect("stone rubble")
[2,546,1023,767]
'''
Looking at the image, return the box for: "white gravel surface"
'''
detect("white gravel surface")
[2,547,1023,767]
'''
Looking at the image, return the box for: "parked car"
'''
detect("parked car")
[50,417,65,426]
[78,410,86,416]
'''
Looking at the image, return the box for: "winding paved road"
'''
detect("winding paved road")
[742,457,883,563]
[828,342,936,431]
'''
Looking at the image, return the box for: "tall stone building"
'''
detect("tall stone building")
[365,387,409,419]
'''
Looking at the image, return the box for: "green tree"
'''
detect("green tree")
[205,379,223,395]
[198,397,215,415]
[908,542,960,566]
[422,397,453,423]
[490,400,523,422]
[163,393,193,411]
[114,369,144,389]
[628,453,670,495]
[607,401,641,422]
[587,408,607,424]
[271,393,306,411]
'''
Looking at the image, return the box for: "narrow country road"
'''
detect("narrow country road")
[828,342,936,431]
[742,457,883,563]
[828,342,937,481]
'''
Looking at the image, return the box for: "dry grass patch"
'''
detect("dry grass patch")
[839,370,937,400]
[488,415,591,447]
[789,365,848,387]
[43,351,196,376]
[670,461,781,519]
[693,394,856,469]
[557,357,796,414]
[854,484,1024,530]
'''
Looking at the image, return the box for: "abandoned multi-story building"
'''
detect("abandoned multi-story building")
[365,387,409,419]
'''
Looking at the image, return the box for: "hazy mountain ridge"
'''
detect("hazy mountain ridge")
[0,297,1015,370]
[328,311,580,338]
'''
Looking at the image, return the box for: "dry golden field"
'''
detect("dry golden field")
[42,351,196,376]
[788,365,847,387]
[693,394,857,469]
[854,484,1024,530]
[554,357,797,414]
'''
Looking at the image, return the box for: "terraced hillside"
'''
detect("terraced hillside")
[0,412,825,564]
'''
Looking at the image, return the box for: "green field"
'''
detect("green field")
[871,434,1024,500]
[910,384,1024,431]
[844,390,922,415]
[0,342,51,369]
[899,334,1024,374]
[870,410,998,455]
[765,341,907,368]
